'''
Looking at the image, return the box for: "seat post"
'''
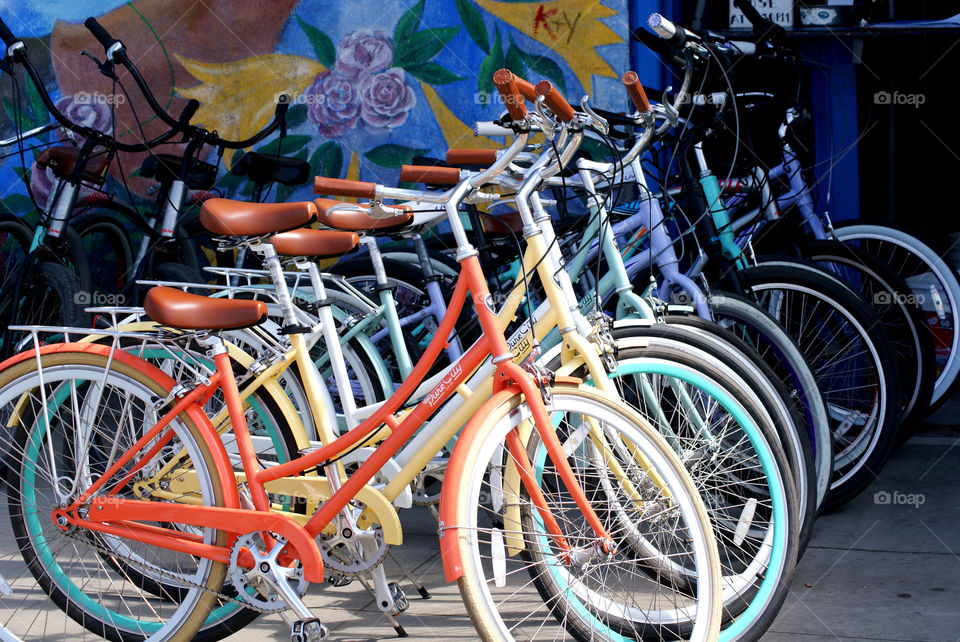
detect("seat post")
[258,242,300,329]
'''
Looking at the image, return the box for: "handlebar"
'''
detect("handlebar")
[621,71,651,114]
[535,80,575,123]
[82,16,289,150]
[0,16,18,48]
[400,165,462,185]
[446,149,498,166]
[314,176,377,199]
[83,17,122,56]
[733,0,786,40]
[492,68,527,122]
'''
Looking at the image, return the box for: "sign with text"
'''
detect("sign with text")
[729,0,794,29]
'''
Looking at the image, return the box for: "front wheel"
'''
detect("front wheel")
[453,385,722,641]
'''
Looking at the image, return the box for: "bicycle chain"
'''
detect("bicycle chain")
[64,529,275,614]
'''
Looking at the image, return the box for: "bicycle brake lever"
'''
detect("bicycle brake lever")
[533,96,557,139]
[579,96,609,136]
[80,50,118,80]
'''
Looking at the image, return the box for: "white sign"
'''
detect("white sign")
[729,0,794,29]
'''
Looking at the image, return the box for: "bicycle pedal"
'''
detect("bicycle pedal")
[291,617,328,642]
[327,574,353,588]
[388,581,409,613]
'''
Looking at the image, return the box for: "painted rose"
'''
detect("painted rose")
[56,95,113,144]
[359,68,416,129]
[305,71,362,138]
[334,29,393,80]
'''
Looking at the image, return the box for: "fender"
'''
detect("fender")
[0,342,240,510]
[438,386,518,583]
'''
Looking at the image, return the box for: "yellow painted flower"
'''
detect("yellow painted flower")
[474,0,621,92]
[175,54,325,164]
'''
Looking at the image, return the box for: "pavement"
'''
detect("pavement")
[2,398,959,641]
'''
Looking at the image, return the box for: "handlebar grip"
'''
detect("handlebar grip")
[648,13,678,40]
[446,149,497,166]
[178,99,200,126]
[535,80,575,123]
[400,165,461,185]
[492,69,527,121]
[621,71,651,113]
[514,76,538,102]
[313,176,377,199]
[474,121,514,137]
[0,17,19,48]
[84,17,121,52]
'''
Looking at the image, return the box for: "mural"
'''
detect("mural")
[0,0,629,218]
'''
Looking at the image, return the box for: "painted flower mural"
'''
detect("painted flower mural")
[305,29,416,137]
[0,0,628,220]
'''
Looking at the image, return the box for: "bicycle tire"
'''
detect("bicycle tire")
[452,385,723,641]
[72,212,135,294]
[0,350,227,641]
[803,239,936,430]
[832,222,960,412]
[739,261,900,508]
[612,321,816,557]
[672,293,834,511]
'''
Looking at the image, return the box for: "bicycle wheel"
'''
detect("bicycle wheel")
[72,212,134,294]
[547,334,799,640]
[611,322,816,556]
[0,214,30,282]
[832,223,960,411]
[0,261,88,357]
[671,293,833,511]
[0,350,226,640]
[452,385,722,641]
[803,240,936,430]
[739,261,900,508]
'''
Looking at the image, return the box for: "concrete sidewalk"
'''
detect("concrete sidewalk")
[2,416,958,640]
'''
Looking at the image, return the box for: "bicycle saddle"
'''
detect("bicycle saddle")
[140,153,218,190]
[231,151,310,187]
[313,198,413,232]
[199,198,316,236]
[270,227,359,258]
[144,286,267,330]
[35,146,109,184]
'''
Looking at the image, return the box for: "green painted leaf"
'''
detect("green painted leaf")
[405,62,463,85]
[364,143,428,168]
[455,0,489,53]
[394,0,425,46]
[477,26,505,109]
[297,17,336,67]
[286,104,308,129]
[505,41,526,77]
[26,78,46,127]
[516,47,566,93]
[309,141,344,179]
[395,26,460,69]
[1,194,35,215]
[2,97,17,126]
[256,135,311,156]
[579,136,611,161]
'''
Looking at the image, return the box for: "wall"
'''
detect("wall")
[0,0,632,217]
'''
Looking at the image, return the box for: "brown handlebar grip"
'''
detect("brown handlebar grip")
[313,176,377,199]
[535,80,576,123]
[514,76,538,102]
[446,149,498,166]
[622,71,651,114]
[399,165,462,185]
[492,68,527,121]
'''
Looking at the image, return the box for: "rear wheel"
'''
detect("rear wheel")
[0,351,226,640]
